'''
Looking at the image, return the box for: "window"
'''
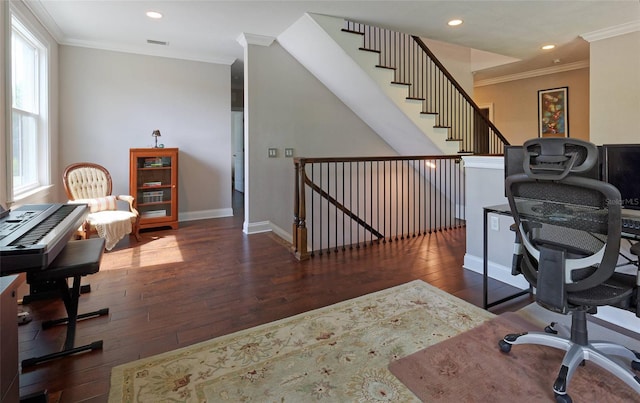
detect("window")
[10,12,49,200]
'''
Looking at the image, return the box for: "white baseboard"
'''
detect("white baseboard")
[463,253,529,289]
[179,208,234,222]
[242,221,293,243]
[243,220,272,234]
[242,220,293,244]
[270,222,293,244]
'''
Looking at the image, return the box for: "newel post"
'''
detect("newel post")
[293,159,309,260]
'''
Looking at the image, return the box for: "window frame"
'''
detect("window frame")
[8,5,50,204]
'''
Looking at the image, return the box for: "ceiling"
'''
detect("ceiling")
[25,1,640,86]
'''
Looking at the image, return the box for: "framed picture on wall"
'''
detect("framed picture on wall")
[538,87,569,137]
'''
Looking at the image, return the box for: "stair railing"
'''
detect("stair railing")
[344,21,510,154]
[293,155,464,260]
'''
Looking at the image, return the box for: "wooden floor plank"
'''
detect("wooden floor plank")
[17,194,531,401]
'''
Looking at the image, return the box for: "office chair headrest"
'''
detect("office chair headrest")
[522,138,598,180]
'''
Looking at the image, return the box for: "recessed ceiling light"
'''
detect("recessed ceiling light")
[146,11,163,19]
[542,44,555,50]
[448,19,463,27]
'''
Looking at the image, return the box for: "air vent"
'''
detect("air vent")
[147,39,168,46]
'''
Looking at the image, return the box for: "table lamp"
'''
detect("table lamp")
[152,130,161,148]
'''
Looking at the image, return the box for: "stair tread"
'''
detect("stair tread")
[345,21,508,154]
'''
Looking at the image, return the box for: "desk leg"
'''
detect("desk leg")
[483,208,532,310]
[483,209,489,310]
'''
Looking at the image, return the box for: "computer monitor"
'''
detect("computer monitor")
[602,144,640,211]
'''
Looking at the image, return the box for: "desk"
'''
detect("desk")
[483,203,640,310]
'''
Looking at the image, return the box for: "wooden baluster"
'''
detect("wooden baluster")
[294,159,309,261]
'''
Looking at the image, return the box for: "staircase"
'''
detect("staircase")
[278,13,508,155]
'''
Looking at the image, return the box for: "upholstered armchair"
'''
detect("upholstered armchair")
[63,162,141,250]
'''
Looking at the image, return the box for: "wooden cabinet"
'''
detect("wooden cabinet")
[1,275,21,403]
[130,148,179,231]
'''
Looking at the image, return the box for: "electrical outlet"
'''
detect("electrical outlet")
[284,148,294,158]
[268,148,277,158]
[490,216,499,231]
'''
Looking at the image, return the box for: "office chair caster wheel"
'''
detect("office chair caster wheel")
[498,340,512,353]
[555,393,572,403]
[632,361,640,371]
[545,322,558,334]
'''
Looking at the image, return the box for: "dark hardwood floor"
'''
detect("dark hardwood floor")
[17,192,532,402]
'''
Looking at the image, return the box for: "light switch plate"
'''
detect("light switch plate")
[284,148,294,158]
[268,148,277,158]
[490,216,499,231]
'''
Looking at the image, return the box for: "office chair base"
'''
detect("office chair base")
[554,392,572,403]
[499,332,640,399]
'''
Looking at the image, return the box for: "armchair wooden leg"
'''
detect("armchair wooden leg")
[132,218,141,241]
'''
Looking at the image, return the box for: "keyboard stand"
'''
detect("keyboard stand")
[22,238,109,368]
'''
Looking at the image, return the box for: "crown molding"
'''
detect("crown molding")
[62,39,235,65]
[581,20,640,42]
[23,0,235,65]
[474,60,589,87]
[20,0,65,42]
[237,33,275,48]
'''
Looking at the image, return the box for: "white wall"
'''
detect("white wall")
[423,37,474,96]
[589,31,640,144]
[58,46,232,220]
[244,40,397,237]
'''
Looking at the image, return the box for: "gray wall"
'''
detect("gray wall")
[244,41,397,236]
[58,46,232,220]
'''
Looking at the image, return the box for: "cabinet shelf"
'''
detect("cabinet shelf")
[138,185,172,190]
[137,201,171,207]
[130,148,179,231]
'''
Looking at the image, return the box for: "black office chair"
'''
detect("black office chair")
[498,138,640,402]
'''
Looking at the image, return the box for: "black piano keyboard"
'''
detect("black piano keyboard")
[9,205,77,247]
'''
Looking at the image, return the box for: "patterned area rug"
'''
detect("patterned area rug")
[109,280,494,402]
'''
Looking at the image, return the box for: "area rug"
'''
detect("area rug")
[109,280,494,402]
[389,311,638,402]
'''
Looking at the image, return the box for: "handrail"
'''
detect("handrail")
[344,21,510,154]
[293,155,464,260]
[411,36,510,148]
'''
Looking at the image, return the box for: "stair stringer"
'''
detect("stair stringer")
[278,13,454,156]
[311,13,461,155]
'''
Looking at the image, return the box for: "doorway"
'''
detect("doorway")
[475,104,494,154]
[231,111,244,193]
